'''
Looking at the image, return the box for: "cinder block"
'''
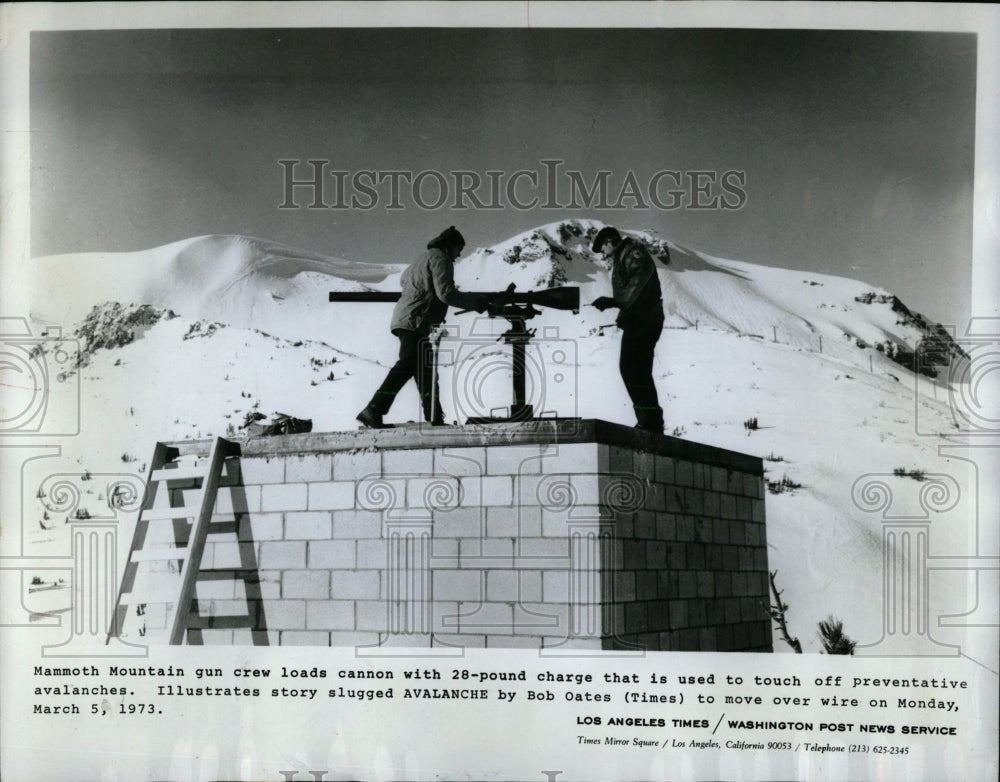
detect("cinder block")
[644,483,667,513]
[646,540,667,568]
[728,520,744,545]
[732,572,748,597]
[240,513,283,542]
[569,473,601,503]
[435,447,486,477]
[431,506,483,538]
[513,602,570,635]
[216,485,261,514]
[688,543,706,570]
[259,541,306,569]
[623,539,646,569]
[195,578,236,601]
[286,454,333,483]
[332,449,381,482]
[636,571,657,601]
[625,601,649,634]
[240,457,286,485]
[512,537,570,562]
[331,570,380,600]
[546,443,600,474]
[752,499,765,523]
[633,451,656,484]
[667,543,686,570]
[460,475,514,507]
[284,511,332,540]
[675,460,694,487]
[359,538,395,570]
[309,539,357,570]
[514,506,543,537]
[720,494,737,520]
[678,571,697,599]
[460,537,513,568]
[754,548,768,571]
[280,631,331,646]
[542,570,570,602]
[308,481,356,511]
[356,600,390,632]
[486,570,519,602]
[514,475,546,507]
[486,506,518,538]
[741,597,760,623]
[723,546,739,571]
[486,445,546,476]
[261,599,306,629]
[683,488,705,515]
[656,513,677,540]
[733,622,750,650]
[197,629,235,645]
[711,466,729,493]
[262,482,308,512]
[691,463,706,489]
[696,570,715,598]
[647,600,670,631]
[739,546,754,571]
[458,601,513,634]
[665,487,685,514]
[655,455,675,484]
[736,497,752,522]
[514,571,542,603]
[333,509,383,539]
[407,476,461,510]
[714,571,731,598]
[283,570,330,599]
[656,570,678,599]
[702,489,722,520]
[676,516,695,542]
[609,445,633,474]
[433,569,481,601]
[724,598,742,625]
[743,473,761,499]
[254,572,282,600]
[699,627,718,650]
[383,447,433,476]
[728,470,744,495]
[612,571,636,602]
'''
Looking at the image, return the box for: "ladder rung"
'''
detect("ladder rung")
[149,467,207,482]
[187,614,257,629]
[197,569,258,581]
[139,506,198,521]
[129,548,190,563]
[118,589,186,606]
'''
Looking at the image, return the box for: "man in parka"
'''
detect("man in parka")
[590,226,666,433]
[357,226,489,427]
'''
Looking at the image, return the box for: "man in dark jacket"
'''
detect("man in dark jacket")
[590,226,665,433]
[357,226,488,427]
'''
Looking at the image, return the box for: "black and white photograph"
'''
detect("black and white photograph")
[1,3,997,781]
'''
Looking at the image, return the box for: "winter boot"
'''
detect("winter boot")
[356,404,387,429]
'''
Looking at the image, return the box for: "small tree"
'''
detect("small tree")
[818,616,857,655]
[765,570,802,653]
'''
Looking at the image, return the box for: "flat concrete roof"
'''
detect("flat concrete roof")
[168,419,763,475]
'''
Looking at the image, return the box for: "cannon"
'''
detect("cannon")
[328,285,580,314]
[329,285,580,423]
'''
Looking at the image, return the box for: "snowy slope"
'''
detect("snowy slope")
[14,221,976,652]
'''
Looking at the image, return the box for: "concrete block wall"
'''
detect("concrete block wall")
[154,420,771,650]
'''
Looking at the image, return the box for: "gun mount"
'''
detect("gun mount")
[329,285,580,423]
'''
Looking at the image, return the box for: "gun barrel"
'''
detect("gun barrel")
[328,287,579,313]
[328,292,401,302]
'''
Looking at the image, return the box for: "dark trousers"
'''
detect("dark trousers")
[619,317,664,430]
[368,329,443,423]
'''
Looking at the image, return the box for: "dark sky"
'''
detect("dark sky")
[31,28,976,327]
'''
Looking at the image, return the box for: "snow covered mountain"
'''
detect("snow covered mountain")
[18,220,975,652]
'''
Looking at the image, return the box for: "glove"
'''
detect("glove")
[472,293,491,314]
[591,296,616,312]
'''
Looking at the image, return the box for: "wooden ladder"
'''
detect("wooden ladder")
[108,437,268,645]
